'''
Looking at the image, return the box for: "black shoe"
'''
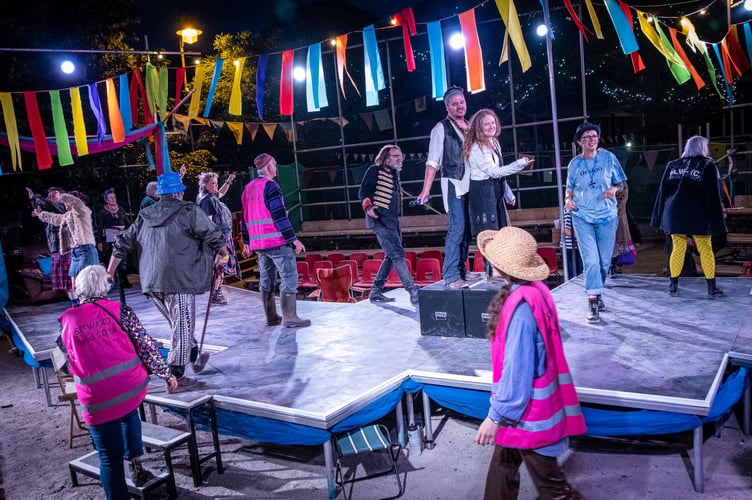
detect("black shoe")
[587,299,600,324]
[369,289,395,303]
[128,458,154,487]
[669,277,679,297]
[596,295,606,311]
[707,278,724,298]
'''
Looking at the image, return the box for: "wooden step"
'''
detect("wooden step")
[69,450,173,499]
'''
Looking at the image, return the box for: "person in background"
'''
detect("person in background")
[58,265,177,499]
[33,191,99,305]
[561,210,582,277]
[416,85,480,289]
[610,184,636,278]
[462,108,533,275]
[96,188,131,288]
[564,122,627,324]
[359,144,420,305]
[474,226,586,500]
[651,135,726,298]
[139,181,159,211]
[241,153,310,328]
[108,171,228,387]
[196,171,241,305]
[27,186,75,301]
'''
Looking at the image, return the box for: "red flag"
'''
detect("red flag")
[618,0,645,73]
[393,7,417,72]
[129,68,153,125]
[725,29,751,77]
[24,91,52,169]
[175,67,186,102]
[280,50,294,115]
[669,28,704,90]
[563,0,592,41]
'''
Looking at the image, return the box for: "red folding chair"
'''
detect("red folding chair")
[373,251,385,261]
[414,258,442,287]
[340,259,360,281]
[297,261,318,290]
[316,265,356,303]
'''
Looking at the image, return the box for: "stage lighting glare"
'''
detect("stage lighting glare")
[293,66,307,82]
[536,24,548,37]
[61,61,75,74]
[745,0,752,11]
[449,33,465,50]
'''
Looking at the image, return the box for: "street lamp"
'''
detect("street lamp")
[176,27,202,90]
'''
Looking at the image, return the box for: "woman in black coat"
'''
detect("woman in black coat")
[651,135,726,297]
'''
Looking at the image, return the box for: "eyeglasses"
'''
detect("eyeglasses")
[580,134,598,140]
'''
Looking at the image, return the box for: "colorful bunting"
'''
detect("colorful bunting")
[280,50,295,115]
[669,28,704,89]
[229,57,246,116]
[618,1,645,73]
[69,86,89,157]
[584,0,604,39]
[335,35,360,99]
[87,83,107,141]
[393,7,417,72]
[226,122,244,144]
[204,58,225,118]
[493,0,531,72]
[602,0,639,55]
[188,64,206,118]
[129,68,152,125]
[563,0,591,42]
[158,66,168,120]
[458,9,486,94]
[724,29,751,78]
[245,122,259,141]
[363,25,385,106]
[175,67,185,103]
[427,21,448,100]
[23,92,52,169]
[49,90,74,166]
[144,63,159,121]
[154,122,171,175]
[262,122,278,139]
[711,44,734,104]
[744,23,752,66]
[306,43,328,112]
[105,78,125,143]
[0,93,21,171]
[119,74,132,132]
[256,54,268,120]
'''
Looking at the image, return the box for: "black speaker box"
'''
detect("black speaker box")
[463,279,503,338]
[418,281,465,337]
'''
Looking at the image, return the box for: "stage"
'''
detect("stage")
[5,274,751,497]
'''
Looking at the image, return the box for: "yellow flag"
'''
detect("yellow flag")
[188,65,206,118]
[0,92,22,170]
[493,0,531,72]
[229,57,246,116]
[69,87,89,157]
[585,0,603,39]
[637,11,684,66]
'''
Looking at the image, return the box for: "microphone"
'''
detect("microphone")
[409,196,431,207]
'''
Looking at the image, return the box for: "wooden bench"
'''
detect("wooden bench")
[726,233,752,245]
[507,207,561,228]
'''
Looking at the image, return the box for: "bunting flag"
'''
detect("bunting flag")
[360,112,374,131]
[280,50,295,115]
[393,7,417,72]
[204,58,225,118]
[188,64,206,118]
[0,93,21,170]
[669,28,704,89]
[493,0,531,72]
[119,74,133,132]
[229,57,246,116]
[682,18,723,100]
[458,9,486,93]
[172,114,192,134]
[373,109,393,131]
[226,122,244,144]
[719,39,734,83]
[563,0,591,41]
[144,63,159,121]
[306,43,328,112]
[142,136,155,171]
[158,66,168,120]
[87,83,107,141]
[711,44,734,104]
[245,122,259,141]
[649,16,691,84]
[427,21,448,100]
[175,67,185,103]
[335,35,360,98]
[602,0,638,55]
[69,86,89,157]
[637,12,684,67]
[618,1,645,73]
[724,29,751,77]
[23,92,52,169]
[363,25,385,106]
[262,122,278,139]
[584,0,604,39]
[744,23,752,65]
[49,90,74,166]
[105,78,125,143]
[279,122,294,141]
[130,68,152,125]
[256,54,268,120]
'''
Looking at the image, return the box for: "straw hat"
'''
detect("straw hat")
[477,226,550,282]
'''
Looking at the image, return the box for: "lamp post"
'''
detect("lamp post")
[176,27,202,91]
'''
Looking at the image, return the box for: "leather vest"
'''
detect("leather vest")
[441,119,465,181]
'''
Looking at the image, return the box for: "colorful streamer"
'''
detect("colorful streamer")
[280,50,295,115]
[256,54,268,120]
[144,63,159,121]
[158,66,168,120]
[712,44,734,104]
[69,87,89,157]
[23,92,52,170]
[175,67,185,103]
[493,0,531,72]
[0,93,22,171]
[427,21,448,100]
[142,136,155,171]
[393,7,417,72]
[105,79,125,143]
[637,12,684,67]
[618,1,645,73]
[229,57,246,116]
[306,44,328,112]
[584,0,604,39]
[563,0,591,41]
[188,64,206,118]
[119,74,132,132]
[743,23,752,66]
[363,25,385,107]
[335,35,360,98]
[49,90,74,166]
[724,29,750,78]
[651,18,690,85]
[458,9,486,94]
[669,28,704,90]
[602,0,638,55]
[204,58,225,118]
[87,83,107,141]
[129,68,152,125]
[226,122,244,145]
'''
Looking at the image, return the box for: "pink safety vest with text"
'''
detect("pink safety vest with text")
[241,177,287,251]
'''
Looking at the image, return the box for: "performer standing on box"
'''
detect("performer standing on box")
[564,123,627,324]
[241,153,310,328]
[416,85,480,289]
[359,144,420,305]
[474,226,586,500]
[651,135,726,298]
[107,171,227,389]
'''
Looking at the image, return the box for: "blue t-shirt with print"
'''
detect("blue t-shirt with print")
[565,148,627,223]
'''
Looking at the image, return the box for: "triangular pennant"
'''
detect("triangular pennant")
[262,122,278,139]
[245,122,259,141]
[643,150,658,171]
[373,109,393,131]
[226,121,244,145]
[173,113,192,134]
[279,122,294,142]
[360,112,374,131]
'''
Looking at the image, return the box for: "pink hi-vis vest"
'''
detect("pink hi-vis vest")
[241,177,286,251]
[60,300,148,425]
[492,281,586,449]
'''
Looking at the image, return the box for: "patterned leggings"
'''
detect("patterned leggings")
[670,234,715,279]
[148,292,196,367]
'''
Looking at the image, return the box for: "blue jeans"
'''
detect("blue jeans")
[372,225,417,292]
[571,216,618,296]
[88,408,143,500]
[443,182,471,283]
[257,244,298,294]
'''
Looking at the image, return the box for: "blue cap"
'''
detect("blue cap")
[156,171,186,195]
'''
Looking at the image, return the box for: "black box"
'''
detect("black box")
[463,279,503,338]
[418,281,465,337]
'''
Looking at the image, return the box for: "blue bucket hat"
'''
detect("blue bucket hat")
[156,171,186,195]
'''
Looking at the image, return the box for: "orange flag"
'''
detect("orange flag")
[458,8,485,94]
[105,79,125,143]
[669,28,704,90]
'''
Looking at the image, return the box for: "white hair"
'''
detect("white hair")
[145,181,158,196]
[75,265,111,299]
[198,172,218,192]
[682,135,710,158]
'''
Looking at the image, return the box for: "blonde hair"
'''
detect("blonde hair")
[462,109,500,164]
[198,172,218,193]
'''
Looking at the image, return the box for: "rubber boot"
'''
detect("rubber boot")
[262,291,281,326]
[587,298,599,324]
[707,278,724,298]
[128,457,153,486]
[281,293,311,328]
[669,277,679,297]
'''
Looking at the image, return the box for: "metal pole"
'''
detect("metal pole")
[290,114,304,224]
[543,0,567,282]
[332,51,351,220]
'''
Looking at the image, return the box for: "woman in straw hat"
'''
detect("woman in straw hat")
[474,226,586,500]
